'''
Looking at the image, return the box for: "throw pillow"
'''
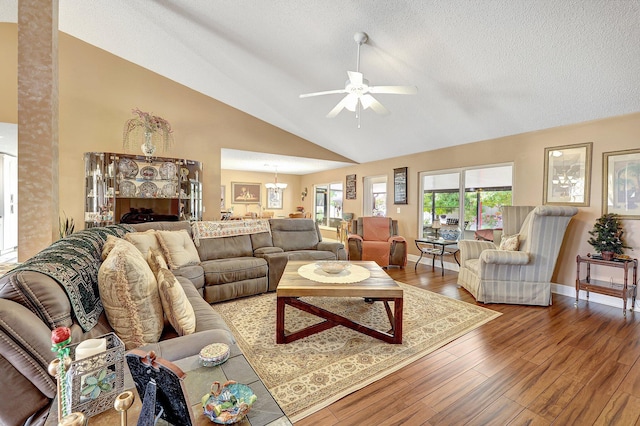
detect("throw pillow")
[156,229,200,269]
[156,267,196,336]
[147,247,169,276]
[125,230,163,258]
[98,238,163,349]
[101,235,120,260]
[499,233,520,251]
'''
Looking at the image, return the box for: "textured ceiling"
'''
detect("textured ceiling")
[2,1,640,173]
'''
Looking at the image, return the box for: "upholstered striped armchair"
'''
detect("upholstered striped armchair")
[457,205,578,306]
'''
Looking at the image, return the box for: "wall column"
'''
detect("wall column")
[17,0,59,261]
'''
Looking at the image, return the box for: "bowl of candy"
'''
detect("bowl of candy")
[202,380,257,424]
[316,261,351,274]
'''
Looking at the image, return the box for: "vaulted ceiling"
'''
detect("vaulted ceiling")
[3,1,640,173]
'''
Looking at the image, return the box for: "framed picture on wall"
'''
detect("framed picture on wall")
[603,148,640,219]
[543,142,592,206]
[393,167,408,204]
[231,182,261,204]
[346,174,357,200]
[267,187,284,209]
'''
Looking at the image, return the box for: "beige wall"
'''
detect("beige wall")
[3,23,640,291]
[1,23,350,257]
[303,112,640,289]
[220,169,302,217]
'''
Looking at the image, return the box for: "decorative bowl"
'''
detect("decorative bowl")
[316,261,351,274]
[202,381,257,424]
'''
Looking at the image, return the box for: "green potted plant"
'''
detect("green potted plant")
[587,213,629,260]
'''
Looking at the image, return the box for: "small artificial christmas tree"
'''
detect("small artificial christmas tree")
[587,213,629,259]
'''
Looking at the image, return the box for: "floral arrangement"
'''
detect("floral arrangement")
[122,108,174,153]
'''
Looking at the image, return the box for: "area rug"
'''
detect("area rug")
[212,282,501,422]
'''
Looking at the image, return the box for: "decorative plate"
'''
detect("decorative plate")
[162,183,177,198]
[118,158,139,179]
[119,181,136,197]
[180,167,190,179]
[139,166,158,180]
[159,162,178,180]
[138,182,158,198]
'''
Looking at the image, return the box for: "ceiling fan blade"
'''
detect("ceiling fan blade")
[326,94,357,118]
[369,85,418,95]
[360,94,389,115]
[300,89,346,98]
[347,71,363,85]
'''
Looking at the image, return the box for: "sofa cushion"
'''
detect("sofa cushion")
[250,231,274,250]
[156,230,201,269]
[269,219,320,251]
[156,268,196,336]
[196,234,253,261]
[98,238,163,350]
[201,257,268,285]
[125,230,163,257]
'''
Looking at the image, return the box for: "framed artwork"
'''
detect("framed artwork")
[543,142,592,206]
[603,148,640,219]
[393,167,408,204]
[267,187,284,209]
[231,182,261,204]
[346,174,357,200]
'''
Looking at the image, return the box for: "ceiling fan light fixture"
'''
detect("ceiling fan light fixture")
[299,31,417,125]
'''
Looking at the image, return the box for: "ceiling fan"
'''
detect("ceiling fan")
[300,32,417,127]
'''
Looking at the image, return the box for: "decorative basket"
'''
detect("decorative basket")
[64,332,125,418]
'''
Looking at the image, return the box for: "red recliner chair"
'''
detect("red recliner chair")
[347,217,407,268]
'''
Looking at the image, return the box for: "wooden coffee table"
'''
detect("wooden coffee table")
[276,260,403,344]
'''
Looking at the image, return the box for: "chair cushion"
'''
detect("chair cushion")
[98,238,163,350]
[465,259,480,275]
[499,234,520,251]
[362,240,391,267]
[362,217,391,241]
[156,229,201,269]
[156,267,196,336]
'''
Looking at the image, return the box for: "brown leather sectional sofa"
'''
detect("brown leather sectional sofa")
[0,218,344,425]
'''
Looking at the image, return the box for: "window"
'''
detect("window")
[314,183,343,227]
[363,175,387,216]
[419,164,512,238]
[464,166,513,231]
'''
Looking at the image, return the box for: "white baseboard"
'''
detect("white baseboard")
[409,253,460,272]
[551,282,638,312]
[408,254,637,312]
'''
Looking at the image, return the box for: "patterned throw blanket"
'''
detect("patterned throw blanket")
[191,220,271,246]
[10,224,135,331]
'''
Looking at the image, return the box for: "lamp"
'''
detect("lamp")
[431,220,442,238]
[265,167,287,190]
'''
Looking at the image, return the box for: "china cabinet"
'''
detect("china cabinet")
[84,152,202,228]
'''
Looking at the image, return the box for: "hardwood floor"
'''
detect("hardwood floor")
[295,263,640,425]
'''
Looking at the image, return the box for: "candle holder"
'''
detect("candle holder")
[64,333,125,418]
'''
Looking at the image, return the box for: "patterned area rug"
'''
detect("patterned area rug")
[212,283,501,422]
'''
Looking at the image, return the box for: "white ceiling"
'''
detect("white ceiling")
[2,1,640,174]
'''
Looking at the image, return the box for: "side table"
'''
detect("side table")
[46,343,291,426]
[576,255,638,315]
[414,238,460,276]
